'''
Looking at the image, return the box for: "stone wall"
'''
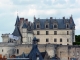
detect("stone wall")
[0,43,80,60]
[33,30,73,45]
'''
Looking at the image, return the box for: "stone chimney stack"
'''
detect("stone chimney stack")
[20,18,24,24]
[63,16,65,23]
[50,17,53,20]
[25,19,28,24]
[34,16,36,21]
[70,15,73,23]
[63,16,65,20]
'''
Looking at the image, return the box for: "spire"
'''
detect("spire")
[15,15,20,26]
[12,26,21,36]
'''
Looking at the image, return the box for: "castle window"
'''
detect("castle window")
[17,49,19,54]
[54,39,57,42]
[46,39,49,42]
[60,38,62,42]
[54,24,57,28]
[54,31,57,35]
[66,24,69,28]
[67,44,69,45]
[46,31,49,35]
[37,39,40,42]
[67,39,69,42]
[67,31,69,35]
[2,49,3,52]
[37,31,40,35]
[37,24,40,28]
[45,24,49,28]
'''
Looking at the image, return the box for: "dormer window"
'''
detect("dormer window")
[54,24,57,28]
[37,24,40,28]
[53,24,58,29]
[45,24,49,28]
[66,24,69,28]
[36,20,40,29]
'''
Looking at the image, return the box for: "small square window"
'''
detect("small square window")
[46,39,49,42]
[67,31,69,35]
[67,39,69,42]
[60,39,62,42]
[46,31,49,35]
[54,39,57,42]
[37,31,40,35]
[2,49,3,52]
[54,31,57,35]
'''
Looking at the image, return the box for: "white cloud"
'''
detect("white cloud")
[76,0,80,5]
[75,18,80,30]
[0,0,13,8]
[0,0,80,42]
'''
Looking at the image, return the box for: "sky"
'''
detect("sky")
[0,0,80,42]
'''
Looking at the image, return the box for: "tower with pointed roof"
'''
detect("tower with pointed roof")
[22,22,28,44]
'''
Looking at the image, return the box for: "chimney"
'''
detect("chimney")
[20,18,24,24]
[20,18,24,22]
[50,17,53,19]
[25,19,28,24]
[63,16,66,23]
[63,16,65,20]
[34,16,36,21]
[70,15,73,23]
[25,19,28,21]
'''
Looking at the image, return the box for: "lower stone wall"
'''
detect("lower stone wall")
[0,44,80,60]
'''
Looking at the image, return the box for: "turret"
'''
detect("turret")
[1,33,10,42]
[22,22,28,44]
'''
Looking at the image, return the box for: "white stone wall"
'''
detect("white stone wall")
[27,33,33,44]
[0,43,15,58]
[33,30,74,45]
[22,29,27,43]
[22,28,33,44]
[1,34,10,42]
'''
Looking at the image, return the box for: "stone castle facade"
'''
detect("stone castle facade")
[0,15,80,60]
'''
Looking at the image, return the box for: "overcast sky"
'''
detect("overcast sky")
[0,0,80,42]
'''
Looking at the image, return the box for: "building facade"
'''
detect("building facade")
[0,15,78,60]
[1,15,75,45]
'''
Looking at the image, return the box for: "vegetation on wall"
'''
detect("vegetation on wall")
[73,35,80,45]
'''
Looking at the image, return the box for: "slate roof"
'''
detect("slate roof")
[16,52,28,58]
[33,18,75,29]
[28,44,43,60]
[12,26,21,36]
[15,16,20,26]
[22,23,28,28]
